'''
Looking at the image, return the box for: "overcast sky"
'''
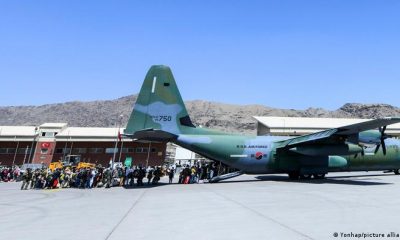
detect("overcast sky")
[0,1,399,110]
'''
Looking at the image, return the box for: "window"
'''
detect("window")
[41,148,48,154]
[55,148,64,154]
[17,148,30,154]
[89,148,103,154]
[63,148,71,154]
[136,147,148,153]
[106,148,117,154]
[151,148,156,153]
[7,148,16,154]
[0,148,7,154]
[121,148,135,153]
[106,148,119,153]
[41,132,55,137]
[72,148,87,154]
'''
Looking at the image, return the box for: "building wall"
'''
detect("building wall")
[51,141,166,167]
[0,141,35,166]
[0,140,166,167]
[32,141,56,166]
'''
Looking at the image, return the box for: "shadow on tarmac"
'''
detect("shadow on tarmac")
[117,173,396,188]
[215,173,395,186]
[122,182,169,189]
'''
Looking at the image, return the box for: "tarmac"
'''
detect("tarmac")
[1,172,400,240]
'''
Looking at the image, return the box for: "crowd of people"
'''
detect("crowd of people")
[18,165,168,190]
[0,162,231,190]
[178,164,219,184]
[0,166,20,182]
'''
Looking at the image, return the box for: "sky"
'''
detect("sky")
[0,1,399,110]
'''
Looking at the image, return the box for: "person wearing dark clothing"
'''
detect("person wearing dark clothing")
[147,168,153,185]
[103,168,112,188]
[168,169,174,184]
[52,169,61,189]
[21,169,32,190]
[152,167,161,185]
[137,167,145,186]
[79,169,87,189]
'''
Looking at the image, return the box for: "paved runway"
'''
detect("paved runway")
[1,172,400,240]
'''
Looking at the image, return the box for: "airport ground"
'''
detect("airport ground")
[1,172,400,240]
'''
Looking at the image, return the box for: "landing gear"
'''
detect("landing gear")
[288,172,300,180]
[287,172,326,180]
[313,173,326,179]
[300,174,312,180]
[395,169,400,175]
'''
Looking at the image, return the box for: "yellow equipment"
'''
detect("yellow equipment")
[48,155,95,171]
[49,161,63,172]
[76,162,96,170]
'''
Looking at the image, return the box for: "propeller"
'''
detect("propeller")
[374,126,391,155]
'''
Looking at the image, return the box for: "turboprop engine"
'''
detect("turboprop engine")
[289,143,363,156]
[358,127,393,155]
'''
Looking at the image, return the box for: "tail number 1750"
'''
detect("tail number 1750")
[151,116,172,122]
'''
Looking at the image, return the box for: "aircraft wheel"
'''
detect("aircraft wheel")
[288,172,300,180]
[300,174,312,180]
[394,169,400,175]
[313,174,326,179]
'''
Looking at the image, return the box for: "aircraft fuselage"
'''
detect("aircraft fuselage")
[175,133,400,175]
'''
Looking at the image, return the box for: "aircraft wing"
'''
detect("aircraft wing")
[277,117,400,148]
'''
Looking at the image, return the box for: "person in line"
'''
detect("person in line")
[137,166,145,186]
[20,168,32,190]
[168,168,174,184]
[147,167,153,185]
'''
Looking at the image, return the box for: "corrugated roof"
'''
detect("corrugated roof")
[40,123,68,128]
[0,126,37,136]
[56,127,125,137]
[254,116,400,130]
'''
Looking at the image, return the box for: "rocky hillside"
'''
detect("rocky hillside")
[1,95,400,135]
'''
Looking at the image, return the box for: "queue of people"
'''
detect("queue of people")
[17,165,170,190]
[178,164,219,184]
[0,162,232,190]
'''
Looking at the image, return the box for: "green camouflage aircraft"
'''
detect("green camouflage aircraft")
[124,65,400,182]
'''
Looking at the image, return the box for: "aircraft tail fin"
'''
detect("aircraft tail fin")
[124,65,195,139]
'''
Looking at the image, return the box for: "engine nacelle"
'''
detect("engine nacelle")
[358,130,382,145]
[290,143,362,156]
[328,156,348,168]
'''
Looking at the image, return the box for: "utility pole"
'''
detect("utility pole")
[111,114,123,170]
[23,145,29,165]
[12,135,19,166]
[28,127,39,164]
[145,142,152,168]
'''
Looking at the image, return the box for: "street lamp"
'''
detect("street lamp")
[28,127,39,164]
[111,114,123,170]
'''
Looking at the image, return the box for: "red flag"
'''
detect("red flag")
[118,130,122,142]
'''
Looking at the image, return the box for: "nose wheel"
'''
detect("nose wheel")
[395,169,400,175]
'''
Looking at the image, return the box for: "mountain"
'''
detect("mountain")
[1,95,400,135]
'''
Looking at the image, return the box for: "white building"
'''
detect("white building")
[254,116,400,137]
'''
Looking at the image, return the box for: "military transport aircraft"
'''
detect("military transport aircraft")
[124,65,400,182]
